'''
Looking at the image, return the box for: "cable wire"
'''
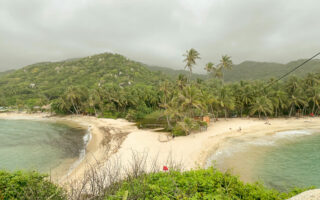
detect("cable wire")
[264,51,320,89]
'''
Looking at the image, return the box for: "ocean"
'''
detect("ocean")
[207,129,320,191]
[0,119,88,175]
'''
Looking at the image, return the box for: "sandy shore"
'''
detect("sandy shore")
[1,112,320,186]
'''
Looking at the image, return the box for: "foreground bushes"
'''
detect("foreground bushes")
[0,170,66,200]
[0,168,306,200]
[104,168,305,200]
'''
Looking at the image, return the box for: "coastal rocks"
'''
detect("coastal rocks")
[288,189,320,200]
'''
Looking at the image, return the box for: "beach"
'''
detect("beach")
[1,112,320,185]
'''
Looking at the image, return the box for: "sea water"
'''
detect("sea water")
[207,129,320,191]
[0,119,88,173]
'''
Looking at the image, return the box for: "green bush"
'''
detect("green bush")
[172,125,186,136]
[0,170,66,200]
[105,168,306,200]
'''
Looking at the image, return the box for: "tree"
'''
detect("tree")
[177,117,199,135]
[308,85,320,114]
[217,55,233,82]
[204,62,214,73]
[176,74,188,90]
[250,96,273,118]
[183,48,200,82]
[269,89,288,117]
[219,55,233,70]
[178,85,203,118]
[159,80,173,129]
[287,88,307,117]
[216,86,235,119]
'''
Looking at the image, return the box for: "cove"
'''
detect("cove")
[0,119,88,175]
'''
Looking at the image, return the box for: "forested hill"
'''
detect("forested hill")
[147,65,207,80]
[224,59,320,82]
[0,53,166,105]
[0,69,15,77]
[148,59,320,82]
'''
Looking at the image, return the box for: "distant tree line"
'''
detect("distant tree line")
[1,50,320,135]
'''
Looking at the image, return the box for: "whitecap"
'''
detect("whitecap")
[274,130,312,138]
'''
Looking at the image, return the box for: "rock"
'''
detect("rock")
[288,189,320,200]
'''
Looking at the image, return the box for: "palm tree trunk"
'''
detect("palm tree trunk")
[312,102,316,114]
[166,115,172,130]
[224,109,227,119]
[71,99,79,115]
[94,107,97,117]
[289,105,293,117]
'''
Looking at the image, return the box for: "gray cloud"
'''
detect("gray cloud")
[0,0,319,73]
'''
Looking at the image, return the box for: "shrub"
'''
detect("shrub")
[0,170,66,200]
[105,168,305,200]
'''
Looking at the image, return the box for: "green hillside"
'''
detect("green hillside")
[0,53,166,106]
[224,59,320,82]
[147,65,207,80]
[0,69,15,77]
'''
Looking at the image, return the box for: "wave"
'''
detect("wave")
[274,130,313,138]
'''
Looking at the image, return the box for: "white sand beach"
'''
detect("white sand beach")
[2,112,320,186]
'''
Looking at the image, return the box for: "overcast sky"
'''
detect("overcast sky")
[0,0,319,72]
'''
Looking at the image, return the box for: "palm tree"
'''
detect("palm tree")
[307,85,320,114]
[177,117,199,135]
[269,89,288,117]
[176,74,187,90]
[88,89,102,116]
[219,55,233,70]
[215,55,233,82]
[212,66,223,80]
[159,81,173,129]
[183,48,200,82]
[65,86,82,114]
[178,85,203,118]
[287,89,307,117]
[249,96,273,118]
[216,86,235,119]
[204,62,214,73]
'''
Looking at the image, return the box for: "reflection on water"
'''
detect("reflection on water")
[207,129,320,191]
[0,119,87,173]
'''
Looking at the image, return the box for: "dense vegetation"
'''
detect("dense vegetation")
[0,168,306,200]
[0,170,66,199]
[1,50,320,135]
[106,168,305,200]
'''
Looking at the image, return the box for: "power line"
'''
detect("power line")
[264,51,320,89]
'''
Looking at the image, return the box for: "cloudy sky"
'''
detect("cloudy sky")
[0,0,319,72]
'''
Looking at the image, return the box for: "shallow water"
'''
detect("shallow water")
[0,119,87,173]
[207,129,320,191]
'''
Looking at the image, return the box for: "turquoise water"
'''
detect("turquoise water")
[207,130,320,191]
[0,119,87,173]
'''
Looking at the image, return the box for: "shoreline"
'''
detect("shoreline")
[1,112,320,185]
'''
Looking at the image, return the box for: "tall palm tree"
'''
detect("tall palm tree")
[204,62,214,73]
[178,85,203,118]
[183,48,200,82]
[216,55,233,82]
[212,66,223,80]
[219,55,233,70]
